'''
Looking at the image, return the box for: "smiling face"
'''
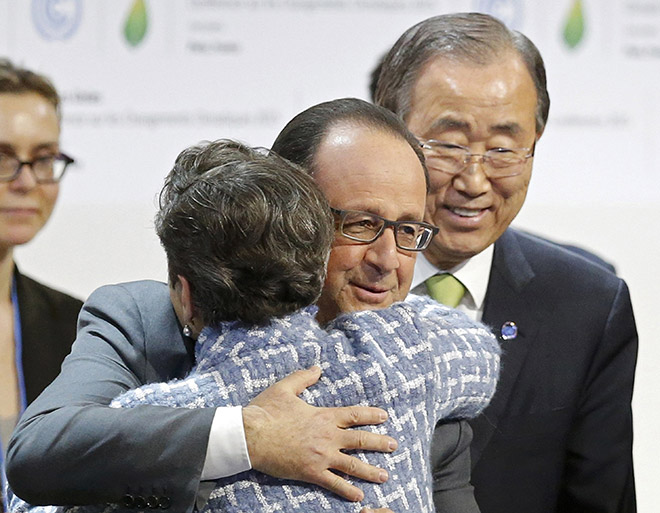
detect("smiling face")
[312,122,427,324]
[0,92,61,254]
[406,53,539,270]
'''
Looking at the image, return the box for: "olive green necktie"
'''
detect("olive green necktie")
[425,274,466,308]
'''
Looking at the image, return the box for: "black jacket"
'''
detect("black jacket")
[14,267,83,404]
[466,229,637,513]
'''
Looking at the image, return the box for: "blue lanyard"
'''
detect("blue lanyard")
[11,276,27,412]
[2,276,28,511]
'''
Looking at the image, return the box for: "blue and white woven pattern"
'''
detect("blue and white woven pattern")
[12,295,499,513]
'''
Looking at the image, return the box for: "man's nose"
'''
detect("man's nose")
[451,158,491,196]
[364,226,400,272]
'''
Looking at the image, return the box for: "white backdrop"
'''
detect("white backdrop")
[2,0,659,509]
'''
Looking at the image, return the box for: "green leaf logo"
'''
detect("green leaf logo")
[563,0,585,49]
[124,0,148,47]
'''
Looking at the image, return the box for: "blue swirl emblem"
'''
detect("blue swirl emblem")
[475,0,524,29]
[31,0,82,41]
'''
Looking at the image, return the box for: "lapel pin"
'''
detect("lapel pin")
[500,321,518,340]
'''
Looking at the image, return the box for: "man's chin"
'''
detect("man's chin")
[316,288,404,324]
[426,236,487,268]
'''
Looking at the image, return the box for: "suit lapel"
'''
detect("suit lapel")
[470,229,542,464]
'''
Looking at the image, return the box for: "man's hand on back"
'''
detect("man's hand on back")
[242,366,398,502]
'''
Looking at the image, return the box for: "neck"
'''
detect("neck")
[0,248,15,302]
[423,245,469,272]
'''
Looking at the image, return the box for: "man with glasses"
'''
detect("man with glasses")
[272,97,486,510]
[374,12,638,513]
[10,98,477,513]
[0,58,81,511]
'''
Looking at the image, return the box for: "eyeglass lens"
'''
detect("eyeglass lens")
[423,143,529,177]
[0,155,69,183]
[340,211,431,250]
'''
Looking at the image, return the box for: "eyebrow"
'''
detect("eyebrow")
[347,207,424,223]
[427,118,470,134]
[490,122,524,137]
[0,142,59,155]
[426,117,524,138]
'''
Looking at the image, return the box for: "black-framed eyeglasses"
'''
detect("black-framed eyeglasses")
[330,207,439,252]
[418,139,535,179]
[0,153,75,183]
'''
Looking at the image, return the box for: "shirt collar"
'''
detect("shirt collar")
[410,244,494,317]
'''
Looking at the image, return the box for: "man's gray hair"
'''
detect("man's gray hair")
[374,12,550,134]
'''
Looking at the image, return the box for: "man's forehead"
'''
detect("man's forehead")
[312,128,427,220]
[407,54,538,140]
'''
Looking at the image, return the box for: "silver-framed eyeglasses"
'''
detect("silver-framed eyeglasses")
[330,207,439,252]
[418,139,535,179]
[0,153,74,183]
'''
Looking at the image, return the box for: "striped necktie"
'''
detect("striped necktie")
[425,273,466,308]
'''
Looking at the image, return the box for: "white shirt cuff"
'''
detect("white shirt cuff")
[200,406,252,480]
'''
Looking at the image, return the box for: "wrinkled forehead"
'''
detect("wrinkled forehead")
[406,53,538,141]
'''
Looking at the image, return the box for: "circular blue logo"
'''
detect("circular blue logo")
[500,321,518,341]
[31,0,82,41]
[476,0,524,30]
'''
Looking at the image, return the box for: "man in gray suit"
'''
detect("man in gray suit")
[7,99,476,513]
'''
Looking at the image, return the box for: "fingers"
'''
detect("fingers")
[245,370,399,504]
[273,366,322,395]
[315,469,365,502]
[335,405,389,428]
[339,427,398,453]
[332,453,389,484]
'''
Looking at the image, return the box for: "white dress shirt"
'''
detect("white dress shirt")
[410,245,494,322]
[202,407,251,479]
[198,407,251,507]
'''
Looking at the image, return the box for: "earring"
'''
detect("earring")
[183,324,193,337]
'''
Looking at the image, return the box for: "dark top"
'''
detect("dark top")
[433,228,637,513]
[14,267,83,405]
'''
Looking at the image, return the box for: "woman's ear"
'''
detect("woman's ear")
[170,275,200,335]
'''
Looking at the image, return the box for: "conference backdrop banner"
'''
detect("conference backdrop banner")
[1,1,658,509]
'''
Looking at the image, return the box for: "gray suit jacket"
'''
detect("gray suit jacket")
[7,280,479,512]
[7,281,215,513]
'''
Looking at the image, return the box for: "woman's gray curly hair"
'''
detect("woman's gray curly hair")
[156,139,334,326]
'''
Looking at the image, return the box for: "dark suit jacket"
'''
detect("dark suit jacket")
[8,280,479,513]
[14,267,83,405]
[463,229,637,513]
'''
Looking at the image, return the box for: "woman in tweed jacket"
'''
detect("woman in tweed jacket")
[12,116,499,513]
